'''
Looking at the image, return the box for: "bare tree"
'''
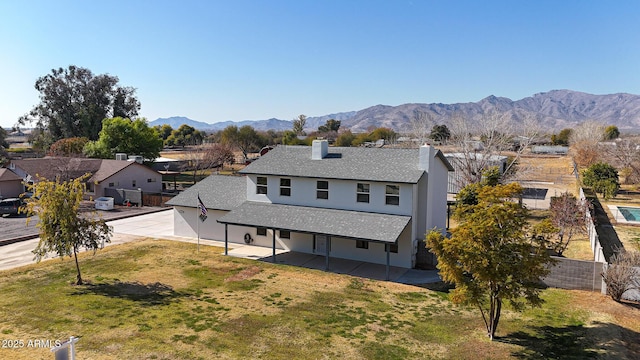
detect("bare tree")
[447,111,542,188]
[602,248,640,302]
[406,110,435,147]
[600,139,640,184]
[570,120,606,167]
[201,143,235,172]
[548,192,591,256]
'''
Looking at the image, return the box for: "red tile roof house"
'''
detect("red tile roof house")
[9,157,162,198]
[0,168,24,199]
[167,140,453,275]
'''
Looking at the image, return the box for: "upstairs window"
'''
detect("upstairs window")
[257,177,268,194]
[317,180,329,200]
[385,185,400,205]
[280,230,290,239]
[257,227,267,236]
[356,183,370,203]
[280,178,291,196]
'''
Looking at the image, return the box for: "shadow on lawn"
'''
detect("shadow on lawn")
[72,281,185,306]
[500,321,640,359]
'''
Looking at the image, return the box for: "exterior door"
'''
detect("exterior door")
[315,235,327,254]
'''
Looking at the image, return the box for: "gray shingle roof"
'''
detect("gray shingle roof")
[166,175,246,210]
[240,146,427,183]
[217,201,411,243]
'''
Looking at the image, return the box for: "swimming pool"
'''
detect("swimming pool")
[617,206,640,222]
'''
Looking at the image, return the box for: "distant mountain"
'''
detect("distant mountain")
[150,116,212,130]
[151,90,640,133]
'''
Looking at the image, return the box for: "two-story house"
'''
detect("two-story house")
[167,140,453,270]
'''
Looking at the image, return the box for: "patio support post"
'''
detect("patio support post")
[272,229,276,263]
[385,244,390,281]
[224,224,228,255]
[325,236,330,270]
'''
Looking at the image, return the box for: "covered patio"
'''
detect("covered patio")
[217,202,412,280]
[221,244,441,285]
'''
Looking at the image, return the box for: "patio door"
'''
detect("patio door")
[315,235,327,254]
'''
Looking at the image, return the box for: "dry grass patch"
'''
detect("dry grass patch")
[1,239,639,359]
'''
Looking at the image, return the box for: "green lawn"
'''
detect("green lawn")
[0,239,638,359]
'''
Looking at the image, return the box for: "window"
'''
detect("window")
[280,178,291,196]
[389,244,398,253]
[317,180,329,199]
[132,180,136,187]
[356,183,370,203]
[257,227,267,236]
[279,230,290,239]
[147,178,156,183]
[108,182,115,187]
[257,177,268,194]
[356,240,368,249]
[385,185,400,205]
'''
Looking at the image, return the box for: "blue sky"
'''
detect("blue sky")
[1,0,639,128]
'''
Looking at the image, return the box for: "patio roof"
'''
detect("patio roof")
[217,201,411,243]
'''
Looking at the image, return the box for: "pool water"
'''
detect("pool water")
[618,206,640,222]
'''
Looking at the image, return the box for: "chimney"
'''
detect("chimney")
[418,143,435,171]
[312,139,329,160]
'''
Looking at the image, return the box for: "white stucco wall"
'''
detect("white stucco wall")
[426,158,449,232]
[246,175,413,216]
[172,207,288,249]
[173,206,414,267]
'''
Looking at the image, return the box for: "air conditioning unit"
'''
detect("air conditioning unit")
[115,153,127,161]
[128,155,143,164]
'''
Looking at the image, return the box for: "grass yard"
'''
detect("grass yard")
[1,239,639,359]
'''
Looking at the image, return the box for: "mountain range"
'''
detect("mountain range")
[149,90,640,133]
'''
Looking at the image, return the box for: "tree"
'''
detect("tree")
[601,248,640,302]
[550,128,571,146]
[0,126,8,149]
[582,162,620,200]
[604,125,620,140]
[220,125,267,160]
[155,124,174,141]
[447,112,542,187]
[84,117,163,161]
[544,192,591,256]
[407,110,435,146]
[165,124,205,148]
[281,130,305,145]
[426,183,552,340]
[369,127,397,144]
[48,137,89,157]
[570,121,605,167]
[430,124,451,143]
[19,65,140,142]
[203,143,235,169]
[24,175,112,285]
[335,130,355,147]
[318,119,341,133]
[292,114,307,135]
[600,139,640,184]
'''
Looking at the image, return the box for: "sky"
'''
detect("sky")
[1,0,640,128]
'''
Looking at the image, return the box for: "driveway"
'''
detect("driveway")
[0,209,441,285]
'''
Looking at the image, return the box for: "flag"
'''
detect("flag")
[198,195,207,221]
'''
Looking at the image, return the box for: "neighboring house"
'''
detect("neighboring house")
[167,140,453,270]
[445,152,508,193]
[0,168,24,199]
[9,157,162,197]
